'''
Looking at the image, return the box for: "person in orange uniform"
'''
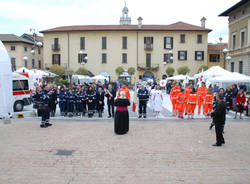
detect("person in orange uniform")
[187,87,197,119]
[184,83,192,114]
[197,82,208,115]
[170,82,181,116]
[203,87,214,118]
[177,89,186,118]
[117,83,131,101]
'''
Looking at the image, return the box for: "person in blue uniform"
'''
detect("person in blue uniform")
[40,85,52,128]
[86,86,96,118]
[105,84,116,118]
[59,86,67,116]
[137,84,149,118]
[67,88,75,117]
[96,87,105,117]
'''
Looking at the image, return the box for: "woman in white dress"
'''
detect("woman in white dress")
[149,85,156,113]
[154,85,163,118]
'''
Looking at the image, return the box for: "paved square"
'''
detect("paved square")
[0,119,250,184]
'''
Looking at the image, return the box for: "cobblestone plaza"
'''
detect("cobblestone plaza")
[0,118,249,184]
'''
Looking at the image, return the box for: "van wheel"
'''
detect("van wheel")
[14,101,23,112]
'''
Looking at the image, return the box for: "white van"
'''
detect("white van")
[12,72,32,111]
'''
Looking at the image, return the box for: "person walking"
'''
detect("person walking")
[170,82,181,116]
[105,84,116,118]
[197,82,208,115]
[154,85,163,118]
[114,91,130,135]
[137,84,149,118]
[211,94,226,146]
[234,89,246,119]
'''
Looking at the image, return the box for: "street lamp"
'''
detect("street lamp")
[79,50,88,65]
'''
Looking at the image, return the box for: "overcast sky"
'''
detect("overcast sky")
[0,0,239,43]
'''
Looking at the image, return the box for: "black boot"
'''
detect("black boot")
[40,122,47,128]
[45,120,52,126]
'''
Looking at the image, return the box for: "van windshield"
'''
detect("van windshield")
[13,80,29,91]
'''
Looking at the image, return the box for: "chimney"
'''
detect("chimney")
[200,17,206,28]
[137,17,143,29]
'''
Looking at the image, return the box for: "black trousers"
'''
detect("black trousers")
[108,102,114,117]
[139,100,147,115]
[215,123,225,145]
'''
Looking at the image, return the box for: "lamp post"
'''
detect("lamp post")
[219,37,223,67]
[79,51,88,65]
[30,28,43,69]
[222,48,229,69]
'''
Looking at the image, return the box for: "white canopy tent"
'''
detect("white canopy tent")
[194,66,232,79]
[91,75,108,84]
[166,75,194,81]
[0,41,14,118]
[72,75,91,84]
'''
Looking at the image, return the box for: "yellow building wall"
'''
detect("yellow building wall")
[43,30,208,82]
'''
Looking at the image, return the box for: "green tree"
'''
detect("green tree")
[177,66,190,75]
[128,67,135,76]
[49,64,65,76]
[197,65,209,73]
[76,67,88,75]
[165,67,175,76]
[115,66,124,76]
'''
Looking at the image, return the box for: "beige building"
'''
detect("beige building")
[207,43,228,68]
[219,0,250,75]
[0,34,43,71]
[41,6,211,82]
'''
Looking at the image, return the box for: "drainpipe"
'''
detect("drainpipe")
[67,32,70,69]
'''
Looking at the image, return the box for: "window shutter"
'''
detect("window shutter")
[151,37,153,44]
[185,51,187,60]
[78,54,80,63]
[144,37,146,44]
[164,37,166,49]
[202,51,204,60]
[195,51,197,60]
[178,51,180,60]
[171,37,173,49]
[80,37,85,50]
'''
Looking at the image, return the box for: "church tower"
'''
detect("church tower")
[120,2,131,25]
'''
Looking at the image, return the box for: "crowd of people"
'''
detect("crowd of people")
[32,80,248,128]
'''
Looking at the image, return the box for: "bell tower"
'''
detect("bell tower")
[120,2,131,25]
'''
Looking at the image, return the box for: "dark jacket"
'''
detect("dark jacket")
[232,87,238,98]
[211,101,226,124]
[105,89,116,103]
[114,98,130,107]
[137,88,149,101]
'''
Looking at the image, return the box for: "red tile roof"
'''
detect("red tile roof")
[40,21,212,33]
[23,33,43,42]
[208,43,228,51]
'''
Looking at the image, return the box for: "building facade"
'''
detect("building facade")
[41,7,211,82]
[207,43,228,68]
[220,0,250,75]
[0,34,43,71]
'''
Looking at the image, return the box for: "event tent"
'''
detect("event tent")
[166,75,194,81]
[0,41,13,118]
[194,66,232,79]
[208,72,250,83]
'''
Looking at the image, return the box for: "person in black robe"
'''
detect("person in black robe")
[114,91,130,134]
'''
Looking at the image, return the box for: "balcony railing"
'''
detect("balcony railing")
[137,63,159,71]
[52,44,60,51]
[144,44,153,50]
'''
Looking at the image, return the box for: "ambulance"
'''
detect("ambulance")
[12,72,33,112]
